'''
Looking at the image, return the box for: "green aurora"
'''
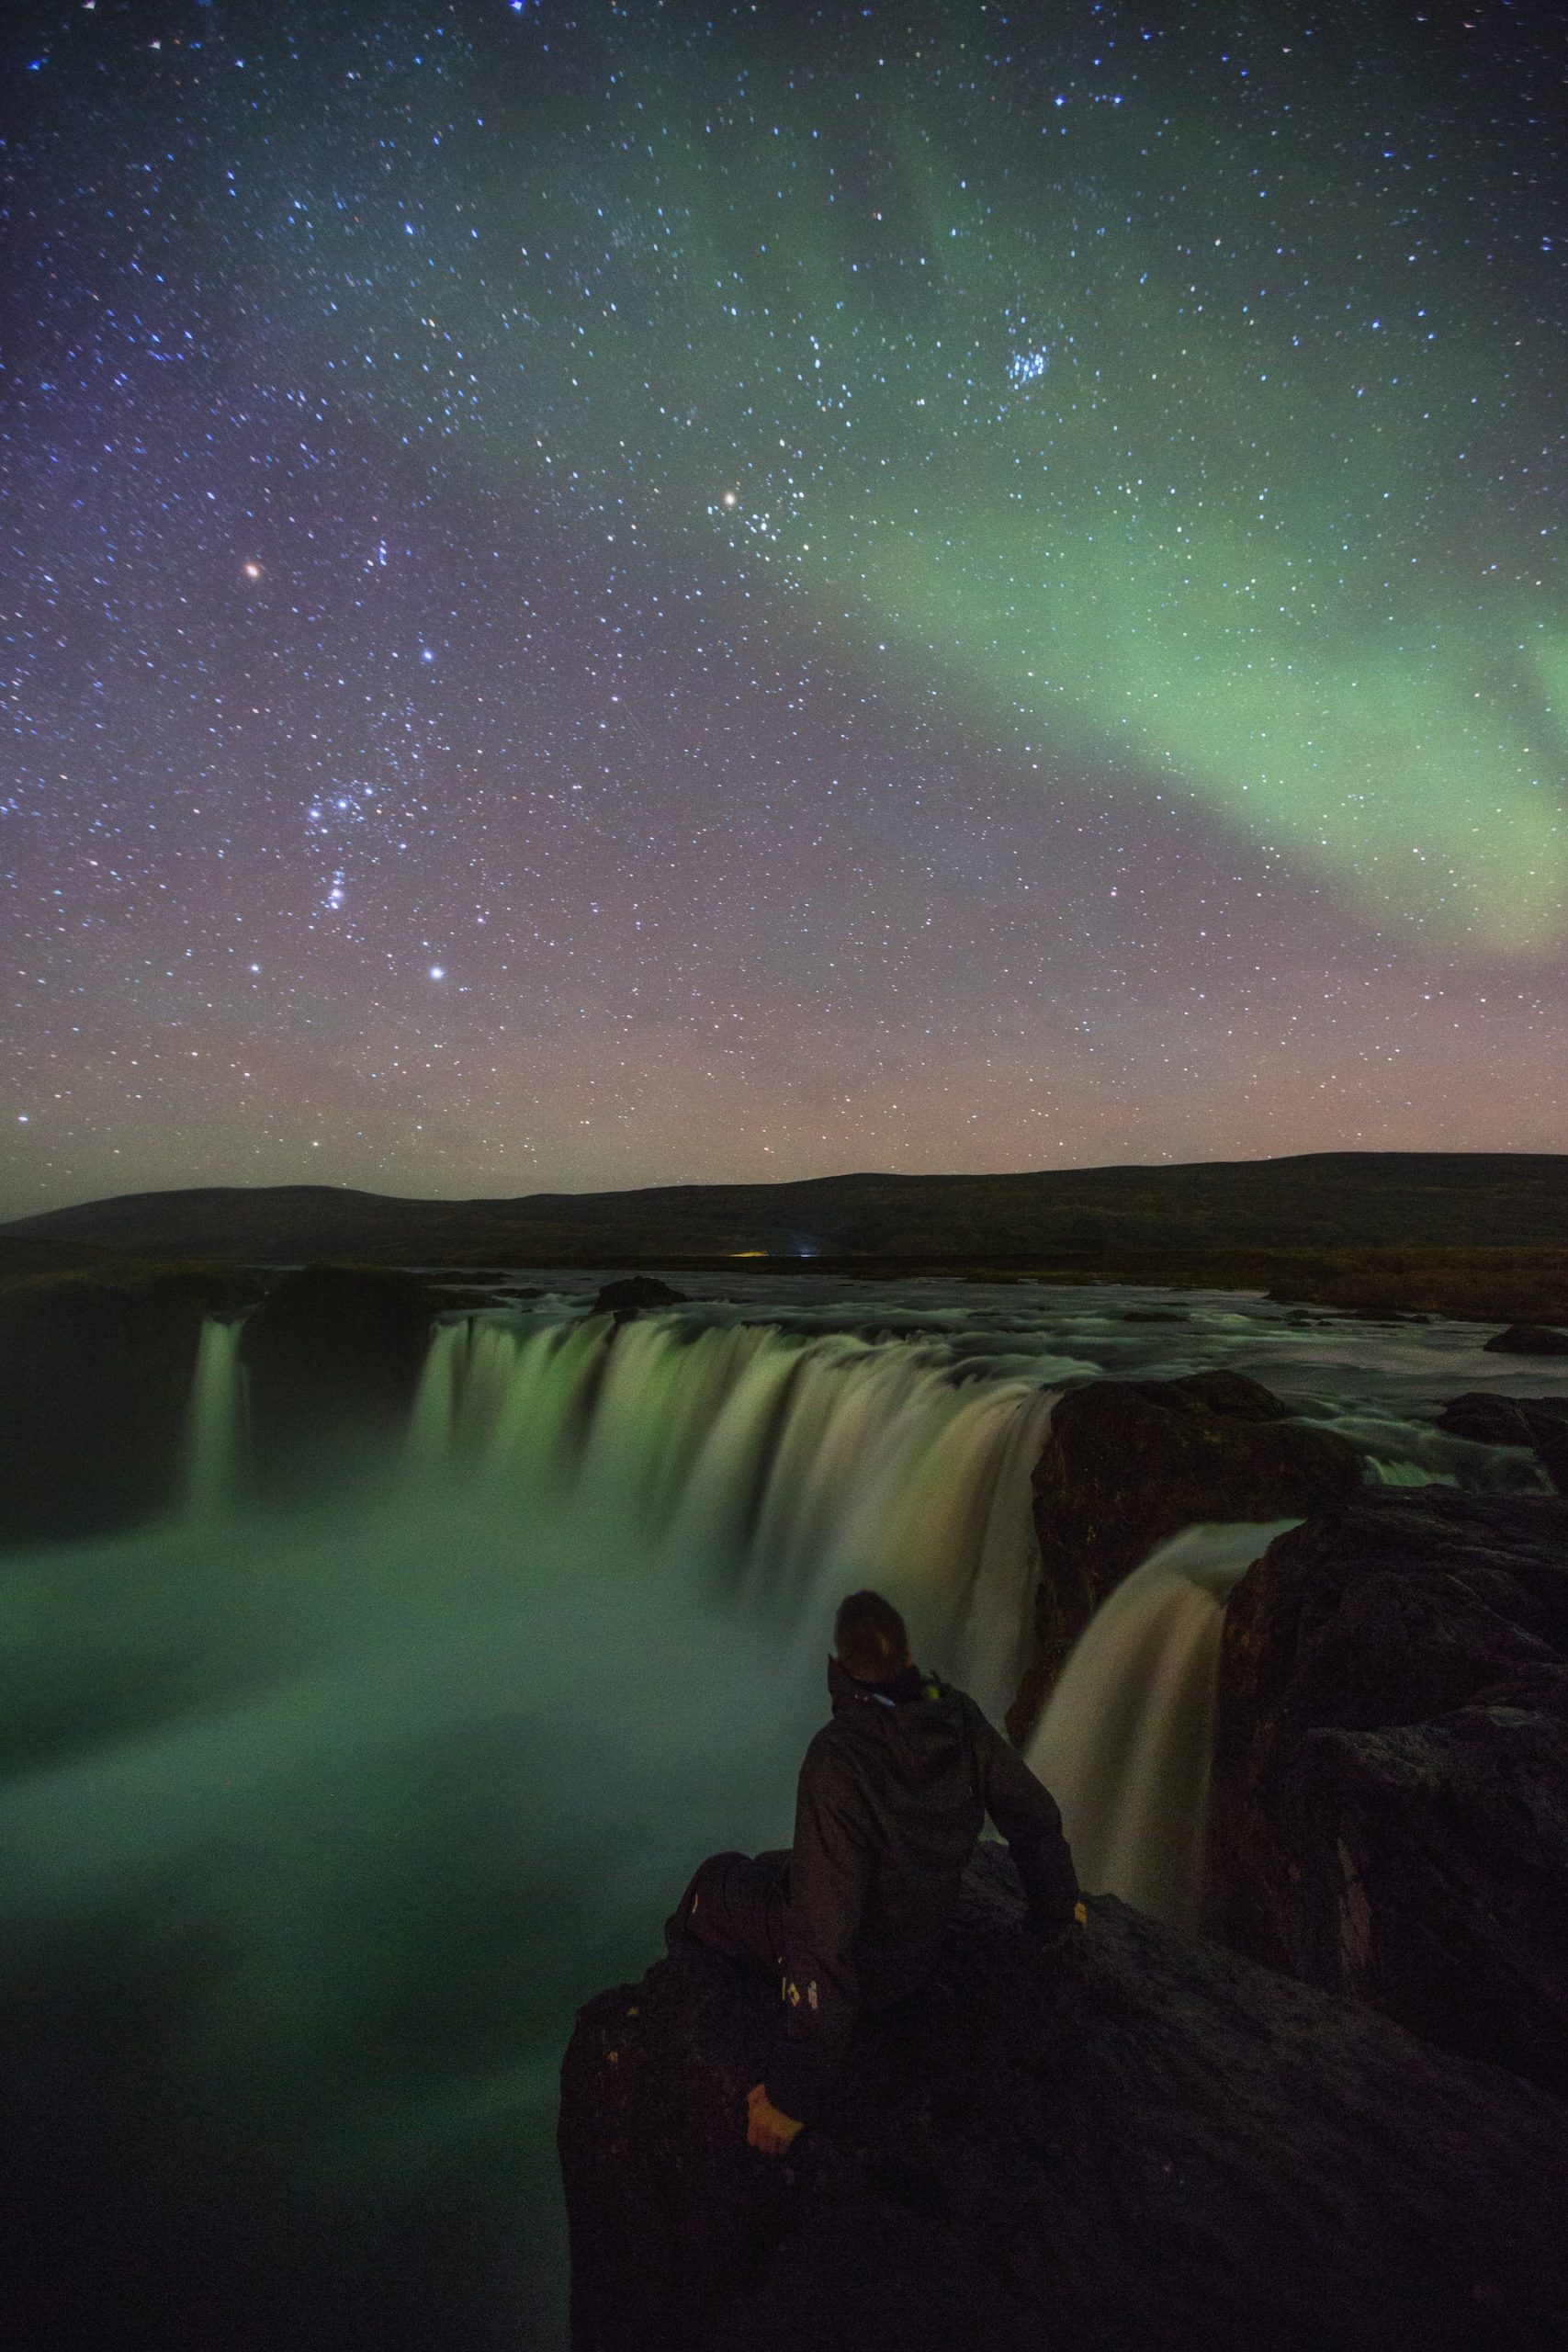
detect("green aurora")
[253,8,1563,947]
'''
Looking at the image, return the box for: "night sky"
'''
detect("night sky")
[4,0,1563,1217]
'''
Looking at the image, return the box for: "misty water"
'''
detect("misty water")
[4,1276,1562,2348]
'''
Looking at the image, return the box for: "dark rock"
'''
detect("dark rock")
[1174,1366,1297,1419]
[559,1847,1568,2352]
[239,1262,433,1498]
[1010,1373,1361,1732]
[1119,1306,1186,1323]
[1484,1323,1568,1356]
[427,1276,542,1309]
[1212,1487,1568,2096]
[590,1275,687,1324]
[1435,1392,1568,1492]
[0,1268,246,1544]
[1435,1391,1568,1446]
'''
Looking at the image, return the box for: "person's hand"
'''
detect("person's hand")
[1040,1898,1089,1951]
[746,2082,804,2156]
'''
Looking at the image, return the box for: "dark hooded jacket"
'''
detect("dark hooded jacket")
[764,1659,1078,2123]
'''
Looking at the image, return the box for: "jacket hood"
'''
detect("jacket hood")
[826,1655,967,1783]
[827,1655,927,1710]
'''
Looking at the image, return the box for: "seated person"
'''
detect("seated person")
[667,1588,1083,2154]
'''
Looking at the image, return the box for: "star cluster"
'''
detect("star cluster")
[3,0,1563,1213]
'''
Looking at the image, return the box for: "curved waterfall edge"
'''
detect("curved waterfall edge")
[180,1308,1058,1731]
[1025,1520,1299,1931]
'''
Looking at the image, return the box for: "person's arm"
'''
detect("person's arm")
[759,1744,872,2133]
[965,1697,1081,1931]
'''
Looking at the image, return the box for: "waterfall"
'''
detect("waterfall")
[187,1307,1304,1924]
[1026,1521,1298,1931]
[182,1317,248,1521]
[406,1313,1055,1724]
[1363,1456,1450,1487]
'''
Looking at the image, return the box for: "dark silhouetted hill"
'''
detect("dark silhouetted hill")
[3,1152,1566,1266]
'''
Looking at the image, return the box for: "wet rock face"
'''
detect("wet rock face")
[0,1271,238,1544]
[1011,1371,1361,1732]
[559,1847,1568,2352]
[1212,1488,1568,2097]
[239,1262,433,1498]
[1436,1392,1568,1493]
[1483,1323,1568,1356]
[590,1274,687,1323]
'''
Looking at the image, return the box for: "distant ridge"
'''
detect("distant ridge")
[3,1152,1566,1264]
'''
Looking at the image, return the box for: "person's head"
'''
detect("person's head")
[833,1589,911,1684]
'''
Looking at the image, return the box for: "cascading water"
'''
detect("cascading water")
[1364,1455,1448,1487]
[1026,1520,1298,1931]
[361,1311,1332,1930]
[165,1310,1481,1933]
[406,1311,1054,1724]
[181,1316,248,1521]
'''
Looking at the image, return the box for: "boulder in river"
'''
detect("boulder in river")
[1012,1371,1360,1731]
[239,1262,433,1498]
[559,1846,1568,2352]
[1211,1487,1568,2097]
[1483,1323,1568,1356]
[590,1275,687,1323]
[1435,1392,1568,1493]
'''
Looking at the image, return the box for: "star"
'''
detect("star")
[1,0,1561,1215]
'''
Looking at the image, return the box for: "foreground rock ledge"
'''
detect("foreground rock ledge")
[558,1849,1568,2352]
[1212,1487,1568,2098]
